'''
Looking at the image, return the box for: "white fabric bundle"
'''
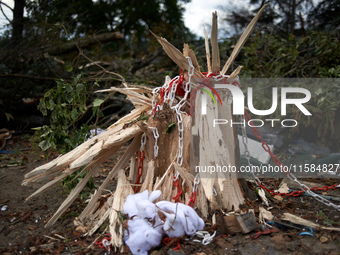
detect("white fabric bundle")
[122,190,204,255]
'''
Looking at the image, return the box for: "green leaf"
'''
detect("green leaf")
[5,113,13,121]
[92,106,98,117]
[71,108,78,120]
[39,140,51,151]
[93,98,104,107]
[66,65,73,72]
[97,109,104,118]
[52,110,57,121]
[41,128,52,138]
[66,94,74,103]
[48,99,56,110]
[166,122,176,133]
[65,85,73,93]
[39,101,47,116]
[76,83,84,92]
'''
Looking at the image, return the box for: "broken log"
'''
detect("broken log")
[46,31,124,55]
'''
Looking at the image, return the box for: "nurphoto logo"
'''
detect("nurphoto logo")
[199,82,312,128]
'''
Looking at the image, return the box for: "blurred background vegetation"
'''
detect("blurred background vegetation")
[0,0,339,152]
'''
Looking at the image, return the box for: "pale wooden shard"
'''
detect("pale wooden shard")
[23,118,138,186]
[69,140,104,170]
[45,162,101,227]
[150,31,204,78]
[282,213,340,231]
[86,203,111,236]
[191,89,244,211]
[26,124,141,202]
[96,87,152,107]
[221,4,267,75]
[227,66,243,83]
[80,196,113,237]
[211,12,220,74]
[78,135,142,220]
[161,171,174,202]
[141,160,155,192]
[25,172,69,200]
[183,43,201,74]
[128,153,137,182]
[45,130,142,227]
[110,169,134,249]
[203,26,212,73]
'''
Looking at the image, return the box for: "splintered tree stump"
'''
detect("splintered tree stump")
[22,7,271,251]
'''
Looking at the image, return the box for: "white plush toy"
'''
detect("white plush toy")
[125,217,163,255]
[122,190,205,255]
[156,201,205,237]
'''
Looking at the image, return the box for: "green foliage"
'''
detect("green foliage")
[33,74,92,153]
[32,72,108,154]
[32,73,109,197]
[319,66,340,78]
[239,31,340,78]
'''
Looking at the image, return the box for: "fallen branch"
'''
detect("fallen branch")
[281,213,340,232]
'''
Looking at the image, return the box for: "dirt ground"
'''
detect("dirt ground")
[0,134,339,255]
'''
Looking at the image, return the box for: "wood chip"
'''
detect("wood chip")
[150,31,204,78]
[235,211,258,234]
[223,215,241,234]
